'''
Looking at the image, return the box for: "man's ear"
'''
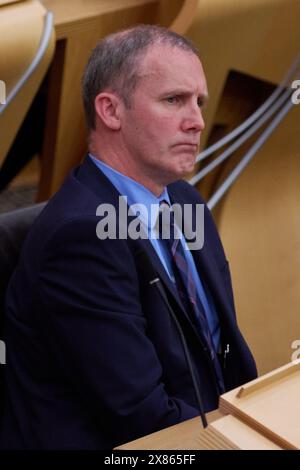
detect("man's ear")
[94,92,121,130]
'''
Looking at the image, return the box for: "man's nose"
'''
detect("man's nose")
[181,105,205,133]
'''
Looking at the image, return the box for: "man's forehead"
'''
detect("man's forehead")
[141,44,200,68]
[138,45,207,94]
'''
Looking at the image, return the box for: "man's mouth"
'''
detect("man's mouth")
[172,143,199,153]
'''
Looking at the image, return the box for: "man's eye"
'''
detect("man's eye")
[197,97,205,108]
[166,96,179,104]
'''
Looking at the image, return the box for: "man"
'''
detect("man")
[0,25,257,449]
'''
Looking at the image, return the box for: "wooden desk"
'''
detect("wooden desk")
[116,409,225,450]
[123,363,300,451]
[115,409,282,450]
[37,0,198,199]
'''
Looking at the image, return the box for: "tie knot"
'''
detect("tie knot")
[159,199,170,210]
[157,200,181,242]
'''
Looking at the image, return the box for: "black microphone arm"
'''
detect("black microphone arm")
[139,250,208,429]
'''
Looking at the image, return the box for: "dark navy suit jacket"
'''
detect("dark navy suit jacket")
[0,157,257,449]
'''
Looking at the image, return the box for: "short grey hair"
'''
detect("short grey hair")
[82,24,199,130]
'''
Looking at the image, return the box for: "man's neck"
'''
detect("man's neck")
[89,150,165,197]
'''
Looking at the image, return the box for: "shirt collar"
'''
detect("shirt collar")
[89,154,170,230]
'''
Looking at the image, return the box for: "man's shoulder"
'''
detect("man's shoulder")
[20,164,111,257]
[37,157,116,231]
[167,179,205,205]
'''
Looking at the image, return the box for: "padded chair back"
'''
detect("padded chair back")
[0,202,46,415]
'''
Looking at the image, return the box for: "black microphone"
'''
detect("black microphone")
[138,250,208,429]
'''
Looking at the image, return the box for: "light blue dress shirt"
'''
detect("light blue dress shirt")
[89,154,220,350]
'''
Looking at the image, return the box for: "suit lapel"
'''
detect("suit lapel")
[167,184,235,329]
[136,237,187,312]
[190,242,234,326]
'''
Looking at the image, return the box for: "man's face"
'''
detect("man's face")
[119,44,208,193]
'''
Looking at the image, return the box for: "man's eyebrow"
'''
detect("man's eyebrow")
[160,89,209,101]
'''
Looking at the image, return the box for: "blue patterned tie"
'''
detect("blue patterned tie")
[158,200,224,393]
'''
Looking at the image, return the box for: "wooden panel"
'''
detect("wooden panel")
[0,0,24,5]
[186,0,300,146]
[210,415,281,450]
[170,0,198,33]
[0,0,55,164]
[41,0,158,38]
[41,0,198,38]
[220,361,300,449]
[217,106,300,375]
